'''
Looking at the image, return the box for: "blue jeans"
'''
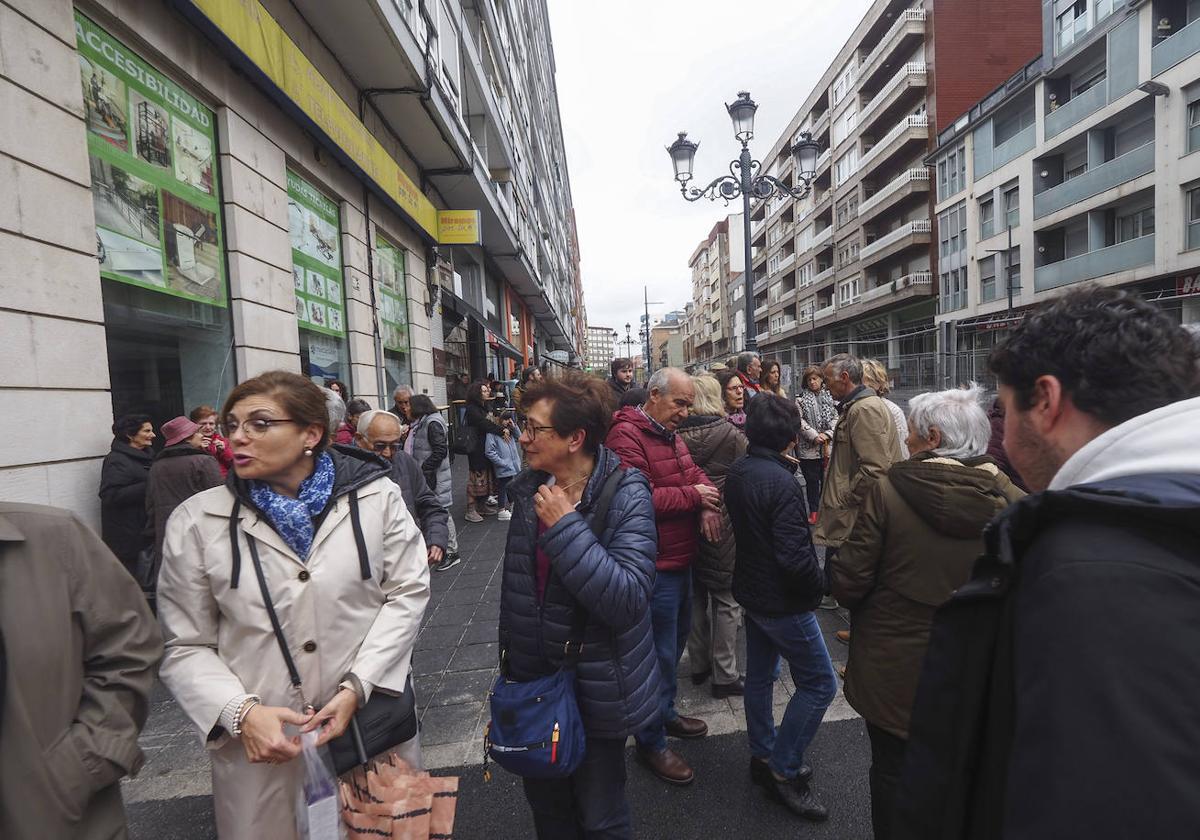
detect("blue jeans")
[635,568,691,753]
[744,610,837,780]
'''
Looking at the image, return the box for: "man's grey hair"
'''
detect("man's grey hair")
[647,367,691,396]
[823,353,863,385]
[356,409,402,438]
[392,384,413,400]
[736,352,760,373]
[907,384,991,460]
[323,388,346,429]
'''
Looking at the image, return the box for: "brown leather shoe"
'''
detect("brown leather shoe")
[665,715,709,739]
[637,747,695,786]
[835,630,851,644]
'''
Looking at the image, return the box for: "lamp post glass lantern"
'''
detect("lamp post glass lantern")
[667,92,820,352]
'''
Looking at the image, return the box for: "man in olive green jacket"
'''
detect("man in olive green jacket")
[814,354,903,549]
[0,502,163,839]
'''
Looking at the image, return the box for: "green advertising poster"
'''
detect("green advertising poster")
[287,169,346,337]
[76,12,226,306]
[376,240,410,353]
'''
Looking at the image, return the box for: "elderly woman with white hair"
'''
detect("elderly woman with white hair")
[829,384,1024,840]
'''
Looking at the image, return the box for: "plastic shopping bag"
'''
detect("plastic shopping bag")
[296,730,344,840]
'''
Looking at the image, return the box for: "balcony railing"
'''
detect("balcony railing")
[813,303,838,322]
[860,219,932,262]
[812,224,834,250]
[858,8,927,88]
[778,251,796,271]
[1033,142,1154,219]
[860,62,927,124]
[859,115,930,174]
[754,302,769,318]
[859,168,930,220]
[815,147,832,173]
[812,265,835,287]
[755,330,770,344]
[1034,235,1154,291]
[1044,82,1106,140]
[1153,16,1200,75]
[858,270,934,305]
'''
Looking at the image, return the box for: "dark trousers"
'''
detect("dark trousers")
[866,722,907,840]
[522,737,632,840]
[799,457,823,514]
[495,475,512,507]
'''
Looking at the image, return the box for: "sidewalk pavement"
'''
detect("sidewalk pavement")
[124,458,861,837]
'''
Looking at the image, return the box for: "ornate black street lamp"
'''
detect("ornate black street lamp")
[668,91,821,353]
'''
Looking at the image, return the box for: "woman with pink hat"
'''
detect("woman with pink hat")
[145,416,223,592]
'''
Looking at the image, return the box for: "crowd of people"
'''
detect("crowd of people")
[6,285,1200,839]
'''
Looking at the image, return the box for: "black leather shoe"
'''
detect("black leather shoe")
[711,678,744,698]
[750,757,812,787]
[690,668,712,686]
[762,773,828,822]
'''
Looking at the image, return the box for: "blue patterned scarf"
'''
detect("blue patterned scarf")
[249,452,335,560]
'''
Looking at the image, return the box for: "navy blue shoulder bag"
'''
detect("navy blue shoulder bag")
[483,467,624,780]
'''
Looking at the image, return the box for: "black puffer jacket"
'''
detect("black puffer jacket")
[498,445,662,738]
[464,402,504,472]
[725,445,823,616]
[98,440,153,569]
[679,414,746,591]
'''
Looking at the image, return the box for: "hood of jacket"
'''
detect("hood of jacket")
[225,443,391,508]
[1048,396,1200,491]
[837,384,878,412]
[679,414,738,454]
[888,453,1016,540]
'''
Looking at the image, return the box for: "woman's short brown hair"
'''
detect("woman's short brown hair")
[801,366,825,388]
[220,371,331,453]
[518,371,615,455]
[189,405,217,422]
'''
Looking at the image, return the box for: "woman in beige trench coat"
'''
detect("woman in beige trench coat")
[157,371,430,840]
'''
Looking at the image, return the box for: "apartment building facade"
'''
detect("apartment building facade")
[932,0,1200,386]
[739,0,1040,393]
[584,324,615,372]
[1,0,581,525]
[682,214,744,368]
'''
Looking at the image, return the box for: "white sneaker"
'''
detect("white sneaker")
[497,509,512,521]
[486,495,499,507]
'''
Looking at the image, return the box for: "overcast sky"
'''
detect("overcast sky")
[546,0,874,351]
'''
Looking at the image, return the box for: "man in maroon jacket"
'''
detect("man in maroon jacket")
[606,367,721,786]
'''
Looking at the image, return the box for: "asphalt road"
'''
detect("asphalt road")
[128,717,873,840]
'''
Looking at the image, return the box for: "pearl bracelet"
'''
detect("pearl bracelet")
[231,695,261,738]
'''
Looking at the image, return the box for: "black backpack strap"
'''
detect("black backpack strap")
[562,467,625,666]
[348,489,372,580]
[246,533,305,701]
[229,499,242,589]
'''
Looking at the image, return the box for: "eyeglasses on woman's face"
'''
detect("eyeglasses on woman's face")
[523,423,557,441]
[221,417,302,439]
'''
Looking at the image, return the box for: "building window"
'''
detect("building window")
[835,147,859,186]
[993,95,1036,146]
[939,267,968,312]
[1003,183,1020,230]
[798,261,814,286]
[832,63,856,104]
[1188,95,1200,154]
[1115,206,1154,243]
[980,255,998,303]
[80,12,236,423]
[937,143,966,201]
[832,104,857,146]
[838,276,860,305]
[1188,186,1200,250]
[980,195,995,240]
[837,239,860,268]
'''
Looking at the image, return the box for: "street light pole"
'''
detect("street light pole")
[666,91,820,355]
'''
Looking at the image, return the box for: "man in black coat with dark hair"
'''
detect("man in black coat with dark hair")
[725,394,836,824]
[895,286,1200,840]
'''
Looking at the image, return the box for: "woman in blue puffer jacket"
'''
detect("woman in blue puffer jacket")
[499,371,660,839]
